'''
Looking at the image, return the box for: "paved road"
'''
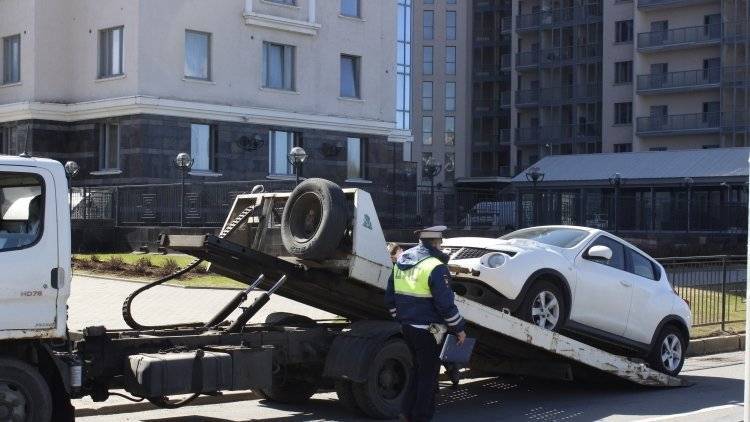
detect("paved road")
[70,277,744,422]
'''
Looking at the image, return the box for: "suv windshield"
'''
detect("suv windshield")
[500,227,589,248]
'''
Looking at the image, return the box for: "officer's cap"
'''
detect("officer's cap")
[415,225,447,239]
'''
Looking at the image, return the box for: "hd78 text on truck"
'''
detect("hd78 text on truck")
[0,156,685,421]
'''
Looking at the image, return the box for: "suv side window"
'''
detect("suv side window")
[627,248,658,280]
[585,236,626,271]
[0,173,44,251]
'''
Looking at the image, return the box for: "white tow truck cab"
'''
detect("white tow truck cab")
[0,157,686,422]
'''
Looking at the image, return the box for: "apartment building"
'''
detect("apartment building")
[501,0,748,168]
[409,0,472,190]
[0,0,413,203]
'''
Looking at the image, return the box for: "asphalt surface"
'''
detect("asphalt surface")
[69,276,745,422]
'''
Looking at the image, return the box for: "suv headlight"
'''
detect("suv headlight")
[480,252,507,269]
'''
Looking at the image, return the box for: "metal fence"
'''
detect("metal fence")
[659,255,746,328]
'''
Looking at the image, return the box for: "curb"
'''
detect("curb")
[74,272,244,291]
[687,334,745,357]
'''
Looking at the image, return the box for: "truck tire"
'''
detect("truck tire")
[265,312,317,328]
[352,339,412,420]
[257,376,318,404]
[0,357,53,422]
[334,380,362,414]
[280,178,347,261]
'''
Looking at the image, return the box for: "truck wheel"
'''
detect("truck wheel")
[265,312,317,328]
[648,325,686,376]
[257,364,319,405]
[280,178,347,261]
[352,339,412,419]
[0,357,52,422]
[334,380,362,414]
[517,280,566,332]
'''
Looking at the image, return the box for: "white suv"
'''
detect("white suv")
[444,226,692,376]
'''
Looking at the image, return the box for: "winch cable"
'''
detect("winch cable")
[122,203,260,330]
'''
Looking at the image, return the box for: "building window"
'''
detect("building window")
[422,81,433,111]
[445,116,455,145]
[446,11,457,40]
[445,152,455,179]
[347,137,366,180]
[98,26,123,78]
[614,102,632,125]
[447,0,456,4]
[615,20,633,43]
[2,35,20,84]
[99,123,120,170]
[614,61,632,84]
[422,116,433,145]
[445,82,456,111]
[423,10,434,40]
[423,46,433,75]
[446,46,456,75]
[396,0,412,130]
[269,130,296,175]
[341,0,360,17]
[614,143,632,153]
[185,30,211,80]
[190,124,216,172]
[268,0,296,5]
[0,126,15,155]
[263,42,295,91]
[340,54,361,98]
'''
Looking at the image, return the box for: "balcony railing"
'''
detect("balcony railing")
[724,21,748,43]
[637,24,722,51]
[638,0,719,10]
[722,110,749,130]
[501,16,512,33]
[516,5,602,31]
[516,50,540,68]
[515,89,540,106]
[539,44,601,66]
[516,123,601,144]
[501,54,511,69]
[474,63,503,78]
[473,98,503,113]
[723,66,749,85]
[500,92,512,107]
[474,28,496,41]
[538,84,600,105]
[472,130,512,147]
[637,68,721,92]
[636,112,721,135]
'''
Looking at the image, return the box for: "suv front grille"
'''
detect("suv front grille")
[451,247,516,260]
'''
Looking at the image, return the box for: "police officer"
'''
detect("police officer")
[385,226,466,422]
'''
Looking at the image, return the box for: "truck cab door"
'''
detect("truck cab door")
[0,166,59,331]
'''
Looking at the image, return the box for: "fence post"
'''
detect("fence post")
[721,255,727,331]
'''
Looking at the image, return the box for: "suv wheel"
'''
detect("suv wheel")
[649,325,686,376]
[518,280,565,331]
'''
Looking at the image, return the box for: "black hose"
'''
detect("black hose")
[121,204,259,330]
[147,393,200,409]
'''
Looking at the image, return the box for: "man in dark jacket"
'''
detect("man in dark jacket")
[385,226,466,422]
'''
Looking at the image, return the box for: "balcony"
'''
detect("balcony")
[472,130,512,148]
[515,51,540,70]
[515,123,600,145]
[501,54,512,70]
[722,110,749,131]
[723,66,749,86]
[539,44,601,67]
[636,112,721,136]
[637,24,722,52]
[501,16,512,33]
[724,22,748,44]
[637,68,721,94]
[538,84,600,105]
[638,0,719,11]
[474,28,496,42]
[473,98,503,114]
[515,89,540,107]
[500,92,512,108]
[516,5,602,32]
[474,63,504,79]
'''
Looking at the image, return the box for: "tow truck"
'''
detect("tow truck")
[0,156,686,421]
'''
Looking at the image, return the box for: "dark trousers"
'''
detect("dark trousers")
[401,324,441,422]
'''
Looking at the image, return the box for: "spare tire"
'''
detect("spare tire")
[281,178,348,261]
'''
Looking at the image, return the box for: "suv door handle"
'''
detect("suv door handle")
[619,280,632,287]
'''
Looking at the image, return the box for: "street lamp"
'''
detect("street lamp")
[288,146,308,186]
[683,177,694,232]
[64,161,80,217]
[609,172,623,233]
[175,152,194,227]
[525,167,545,226]
[422,157,443,225]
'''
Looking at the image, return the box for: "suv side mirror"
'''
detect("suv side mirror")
[588,245,613,261]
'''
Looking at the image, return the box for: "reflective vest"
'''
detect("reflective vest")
[393,257,443,298]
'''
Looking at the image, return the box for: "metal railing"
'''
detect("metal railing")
[723,65,749,85]
[501,54,511,69]
[516,5,602,30]
[637,67,721,92]
[636,112,721,134]
[473,98,503,113]
[539,44,601,66]
[515,88,540,106]
[501,16,512,33]
[659,255,746,329]
[723,21,748,43]
[472,130,512,147]
[515,123,601,144]
[538,83,600,105]
[500,91,512,107]
[637,23,722,50]
[638,0,715,8]
[515,50,539,68]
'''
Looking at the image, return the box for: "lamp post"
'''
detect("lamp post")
[175,152,194,227]
[422,157,443,226]
[609,172,622,233]
[288,146,308,186]
[524,166,544,226]
[683,177,694,232]
[64,161,80,217]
